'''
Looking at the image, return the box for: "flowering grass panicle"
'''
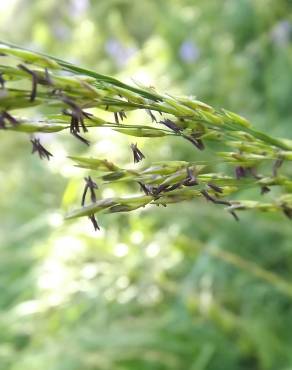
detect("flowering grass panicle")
[1,41,292,230]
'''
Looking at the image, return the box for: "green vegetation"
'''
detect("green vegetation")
[1,1,292,369]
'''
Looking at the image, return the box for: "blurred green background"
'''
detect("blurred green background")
[1,1,292,369]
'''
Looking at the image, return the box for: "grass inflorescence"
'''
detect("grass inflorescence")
[1,41,292,230]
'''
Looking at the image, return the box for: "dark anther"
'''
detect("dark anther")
[282,205,292,220]
[138,182,166,198]
[62,96,92,145]
[80,109,92,119]
[0,73,5,89]
[146,109,157,123]
[157,183,182,195]
[44,68,51,83]
[114,112,119,124]
[81,176,98,206]
[229,210,240,221]
[30,137,53,160]
[89,214,100,231]
[3,112,18,126]
[261,186,270,195]
[163,182,183,192]
[138,179,186,199]
[130,143,145,163]
[18,64,37,101]
[138,181,152,196]
[118,110,127,122]
[201,190,231,206]
[154,184,170,194]
[235,166,247,180]
[183,134,205,151]
[207,183,223,194]
[160,119,182,133]
[0,111,19,129]
[18,64,52,102]
[71,131,90,146]
[183,167,198,186]
[62,97,89,132]
[0,116,5,129]
[273,158,284,177]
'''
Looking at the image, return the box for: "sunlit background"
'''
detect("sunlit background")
[1,1,292,369]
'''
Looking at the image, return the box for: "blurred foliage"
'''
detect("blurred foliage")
[1,0,292,369]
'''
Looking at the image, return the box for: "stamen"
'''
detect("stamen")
[130,143,145,163]
[18,64,52,102]
[207,183,223,193]
[160,119,182,133]
[0,73,5,89]
[183,167,198,186]
[201,190,231,206]
[138,181,152,195]
[229,210,240,221]
[62,96,91,145]
[30,137,53,160]
[114,112,119,124]
[273,158,284,177]
[146,109,157,123]
[260,186,270,195]
[81,176,98,206]
[235,166,247,180]
[0,111,19,128]
[282,205,292,220]
[118,110,127,122]
[89,214,100,231]
[183,134,205,150]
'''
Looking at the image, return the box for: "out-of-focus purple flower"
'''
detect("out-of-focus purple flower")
[70,0,89,18]
[271,20,292,46]
[51,22,70,41]
[179,40,200,63]
[105,38,137,68]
